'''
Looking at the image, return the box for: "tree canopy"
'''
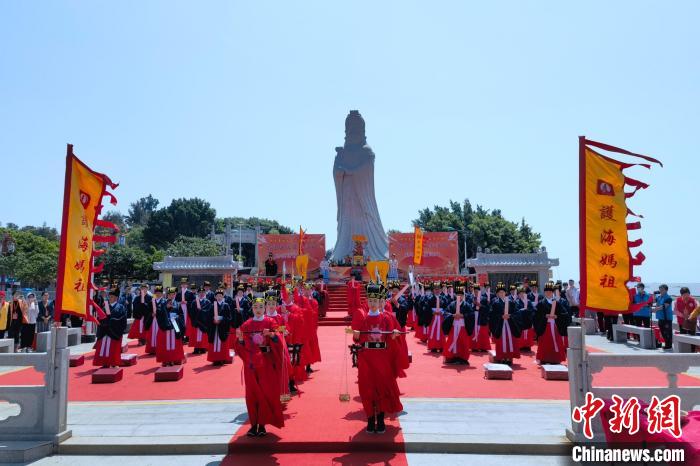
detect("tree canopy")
[165,236,221,257]
[0,227,59,288]
[413,199,542,268]
[125,194,159,227]
[143,197,216,248]
[215,217,293,235]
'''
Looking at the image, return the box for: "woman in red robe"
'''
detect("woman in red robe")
[302,283,322,370]
[234,296,285,437]
[354,283,403,434]
[346,276,361,317]
[265,289,292,398]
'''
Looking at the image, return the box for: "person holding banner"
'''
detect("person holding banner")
[155,287,186,367]
[534,282,570,365]
[516,286,536,351]
[489,283,522,365]
[93,288,127,368]
[234,295,285,437]
[353,283,403,434]
[205,289,234,365]
[442,283,473,365]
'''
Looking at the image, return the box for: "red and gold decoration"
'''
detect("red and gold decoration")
[389,231,459,275]
[579,137,662,315]
[413,226,424,265]
[55,144,119,321]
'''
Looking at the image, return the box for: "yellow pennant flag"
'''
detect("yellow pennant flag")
[296,254,309,281]
[366,260,389,285]
[413,226,424,265]
[579,138,661,314]
[55,144,119,321]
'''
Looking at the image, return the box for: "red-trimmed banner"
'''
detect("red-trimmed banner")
[579,137,661,314]
[54,144,118,321]
[390,231,459,275]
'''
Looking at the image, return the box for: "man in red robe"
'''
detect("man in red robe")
[281,284,307,385]
[93,288,126,368]
[346,276,361,317]
[353,283,403,434]
[302,283,321,372]
[534,282,571,364]
[234,295,285,437]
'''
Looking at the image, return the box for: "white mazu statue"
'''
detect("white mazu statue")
[331,110,388,262]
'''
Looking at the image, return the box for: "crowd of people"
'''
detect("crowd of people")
[0,290,53,352]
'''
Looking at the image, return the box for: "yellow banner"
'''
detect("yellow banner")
[56,147,116,319]
[413,226,424,265]
[366,260,389,284]
[296,254,309,281]
[581,147,631,312]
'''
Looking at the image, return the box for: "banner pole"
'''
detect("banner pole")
[578,136,587,316]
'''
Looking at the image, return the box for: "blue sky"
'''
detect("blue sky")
[1,1,698,282]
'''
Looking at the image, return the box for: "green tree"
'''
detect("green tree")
[165,236,221,257]
[413,199,542,267]
[0,228,59,288]
[20,223,59,241]
[125,194,160,227]
[143,198,216,248]
[96,245,154,282]
[215,217,293,234]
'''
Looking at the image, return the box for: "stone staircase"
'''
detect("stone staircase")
[318,283,366,326]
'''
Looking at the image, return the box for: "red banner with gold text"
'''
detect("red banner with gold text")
[390,231,458,275]
[258,234,325,275]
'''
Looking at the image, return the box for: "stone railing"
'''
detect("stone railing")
[0,327,71,445]
[566,326,700,442]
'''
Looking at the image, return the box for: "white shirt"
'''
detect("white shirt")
[566,286,580,306]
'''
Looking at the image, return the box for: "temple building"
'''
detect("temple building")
[465,249,559,287]
[153,255,240,287]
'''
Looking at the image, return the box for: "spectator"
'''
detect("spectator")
[566,279,580,318]
[388,254,399,280]
[37,291,53,333]
[9,292,26,351]
[676,287,698,336]
[632,283,652,328]
[20,292,39,352]
[0,291,9,338]
[653,285,674,350]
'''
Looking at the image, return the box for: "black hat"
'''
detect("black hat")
[237,284,245,291]
[455,285,465,296]
[167,287,177,294]
[189,283,198,290]
[203,281,211,287]
[366,283,387,299]
[109,287,120,297]
[215,289,225,296]
[140,283,148,289]
[180,277,189,284]
[265,290,279,302]
[544,281,556,292]
[197,286,206,293]
[496,282,507,292]
[154,285,164,294]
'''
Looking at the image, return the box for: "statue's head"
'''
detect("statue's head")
[344,110,367,146]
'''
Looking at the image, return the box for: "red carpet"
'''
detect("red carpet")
[0,327,698,401]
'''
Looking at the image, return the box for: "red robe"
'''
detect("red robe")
[347,281,361,317]
[127,317,144,340]
[443,315,471,361]
[471,308,492,351]
[285,303,308,382]
[536,318,567,364]
[93,335,121,367]
[355,311,404,417]
[156,328,185,364]
[317,284,329,318]
[384,302,410,378]
[301,296,321,364]
[233,317,285,428]
[427,309,446,350]
[145,317,158,354]
[268,311,292,392]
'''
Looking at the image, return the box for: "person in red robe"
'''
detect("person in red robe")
[516,287,536,351]
[127,283,150,344]
[426,282,447,352]
[346,276,361,317]
[265,288,292,398]
[93,288,126,368]
[302,283,321,372]
[385,281,410,378]
[316,278,329,318]
[233,295,285,437]
[442,284,472,365]
[353,283,403,434]
[155,287,186,367]
[488,283,521,365]
[534,282,571,364]
[281,284,307,385]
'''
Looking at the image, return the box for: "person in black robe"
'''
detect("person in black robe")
[93,288,127,368]
[470,284,492,352]
[534,282,571,364]
[129,284,152,345]
[203,281,215,302]
[264,253,278,277]
[417,283,446,349]
[527,281,543,307]
[155,287,186,366]
[206,289,234,365]
[489,283,522,364]
[388,282,410,328]
[232,284,252,321]
[442,285,475,365]
[189,287,211,354]
[515,286,536,351]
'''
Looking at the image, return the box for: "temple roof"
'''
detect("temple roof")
[466,252,559,268]
[153,255,239,272]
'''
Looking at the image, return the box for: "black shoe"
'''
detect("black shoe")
[289,380,298,393]
[366,416,376,433]
[376,413,386,434]
[306,365,313,374]
[257,425,267,437]
[246,425,258,437]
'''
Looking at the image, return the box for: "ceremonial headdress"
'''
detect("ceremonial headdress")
[529,280,538,288]
[517,286,527,294]
[203,281,211,287]
[140,283,148,289]
[236,283,245,291]
[473,284,481,291]
[197,286,206,293]
[366,283,387,299]
[265,290,279,302]
[167,287,177,294]
[495,282,507,292]
[215,288,225,296]
[189,283,198,291]
[154,285,164,294]
[455,285,466,295]
[544,281,556,292]
[509,284,518,292]
[180,277,189,284]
